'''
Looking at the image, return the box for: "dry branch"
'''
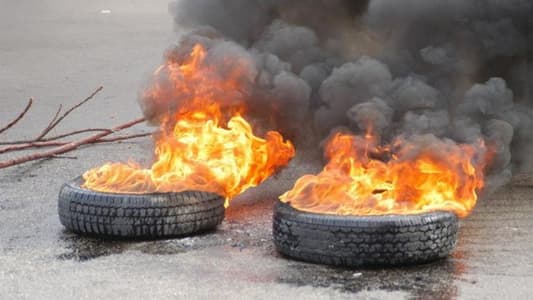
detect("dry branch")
[0,141,66,154]
[0,131,152,154]
[51,155,78,160]
[0,98,33,135]
[0,128,113,145]
[0,118,146,169]
[34,86,103,140]
[0,87,150,168]
[41,128,112,142]
[36,104,63,140]
[97,132,152,143]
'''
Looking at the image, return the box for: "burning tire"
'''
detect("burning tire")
[58,177,225,239]
[273,201,458,267]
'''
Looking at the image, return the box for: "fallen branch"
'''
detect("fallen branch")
[0,87,151,168]
[0,128,112,145]
[0,98,33,135]
[36,104,63,140]
[0,141,66,154]
[97,132,152,143]
[51,155,78,160]
[0,117,145,169]
[34,86,103,140]
[41,128,112,142]
[0,131,152,154]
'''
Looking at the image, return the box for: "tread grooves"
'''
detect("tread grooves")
[58,177,225,239]
[273,201,458,267]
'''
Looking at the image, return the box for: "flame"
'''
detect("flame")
[280,131,485,217]
[82,44,295,203]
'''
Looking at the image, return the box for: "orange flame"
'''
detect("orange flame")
[280,131,485,217]
[82,44,295,203]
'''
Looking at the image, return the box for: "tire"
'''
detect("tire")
[273,201,458,267]
[58,177,225,239]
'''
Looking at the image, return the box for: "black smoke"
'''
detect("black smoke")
[140,0,533,190]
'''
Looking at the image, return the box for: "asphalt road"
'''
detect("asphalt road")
[1,1,532,299]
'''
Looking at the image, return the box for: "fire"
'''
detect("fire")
[83,44,295,203]
[280,131,486,217]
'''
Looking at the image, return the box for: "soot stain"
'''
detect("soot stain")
[277,256,466,300]
[57,231,128,261]
[55,226,249,262]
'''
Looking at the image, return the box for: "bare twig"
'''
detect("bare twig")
[34,86,103,140]
[36,104,63,140]
[0,128,112,145]
[0,88,150,166]
[0,117,146,169]
[0,141,66,154]
[51,155,78,160]
[42,128,112,142]
[0,132,152,154]
[97,132,152,143]
[0,98,33,135]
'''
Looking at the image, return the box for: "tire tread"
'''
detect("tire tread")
[273,202,458,267]
[58,177,225,239]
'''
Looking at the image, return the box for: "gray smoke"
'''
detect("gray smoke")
[141,0,533,191]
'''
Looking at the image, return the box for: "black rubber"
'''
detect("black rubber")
[273,201,458,267]
[58,177,225,239]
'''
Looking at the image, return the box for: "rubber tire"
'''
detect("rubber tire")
[58,177,225,239]
[273,201,458,267]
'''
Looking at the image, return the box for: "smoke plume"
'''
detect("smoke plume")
[141,0,533,191]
